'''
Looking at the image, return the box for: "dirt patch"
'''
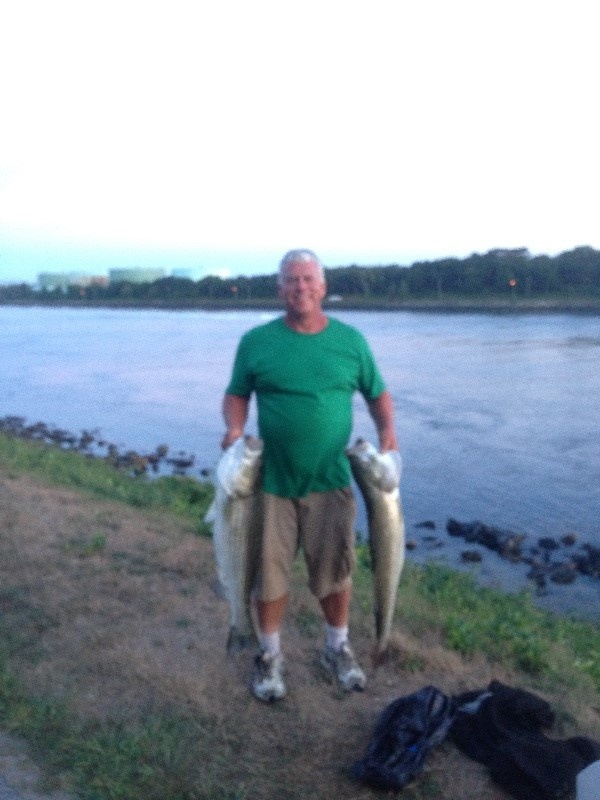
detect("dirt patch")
[0,469,597,800]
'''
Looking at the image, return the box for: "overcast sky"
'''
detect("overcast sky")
[1,0,598,283]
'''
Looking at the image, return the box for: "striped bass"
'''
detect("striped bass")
[205,436,263,653]
[347,438,405,658]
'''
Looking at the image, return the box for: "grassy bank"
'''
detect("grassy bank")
[0,431,213,531]
[0,433,599,800]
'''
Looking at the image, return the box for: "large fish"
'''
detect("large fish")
[205,436,263,653]
[347,438,405,658]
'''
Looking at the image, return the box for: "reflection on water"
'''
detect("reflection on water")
[1,305,599,618]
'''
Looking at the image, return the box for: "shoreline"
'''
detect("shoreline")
[2,415,598,624]
[402,522,600,624]
[2,297,600,314]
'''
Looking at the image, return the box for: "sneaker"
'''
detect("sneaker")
[251,650,286,702]
[321,642,366,691]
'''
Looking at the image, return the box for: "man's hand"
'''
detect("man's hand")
[378,427,399,453]
[367,390,399,452]
[221,394,250,450]
[221,428,244,450]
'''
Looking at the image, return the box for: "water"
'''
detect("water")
[1,305,599,619]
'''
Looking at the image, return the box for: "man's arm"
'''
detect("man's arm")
[367,390,398,452]
[222,393,250,449]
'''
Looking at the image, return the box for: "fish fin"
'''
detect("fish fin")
[226,626,257,654]
[371,643,391,668]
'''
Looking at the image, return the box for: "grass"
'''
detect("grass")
[354,544,600,692]
[0,433,599,799]
[0,431,213,532]
[0,669,241,800]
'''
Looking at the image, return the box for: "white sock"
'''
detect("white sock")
[325,624,348,652]
[258,630,281,657]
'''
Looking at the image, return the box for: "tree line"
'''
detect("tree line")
[2,246,599,306]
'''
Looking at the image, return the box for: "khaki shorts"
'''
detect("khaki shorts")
[258,487,357,602]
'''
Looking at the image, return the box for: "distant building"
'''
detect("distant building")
[37,273,74,292]
[108,268,166,284]
[37,272,108,291]
[37,268,169,291]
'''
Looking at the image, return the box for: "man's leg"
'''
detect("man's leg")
[257,594,288,632]
[256,594,288,655]
[252,595,288,702]
[252,494,296,702]
[306,489,365,693]
[320,584,366,691]
[319,583,351,627]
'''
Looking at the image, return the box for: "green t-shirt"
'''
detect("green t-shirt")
[226,316,386,497]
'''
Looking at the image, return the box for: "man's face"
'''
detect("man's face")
[279,259,327,317]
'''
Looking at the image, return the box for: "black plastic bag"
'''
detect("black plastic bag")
[450,680,600,800]
[352,685,456,791]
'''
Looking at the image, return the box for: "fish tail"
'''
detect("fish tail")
[371,643,391,667]
[226,625,257,654]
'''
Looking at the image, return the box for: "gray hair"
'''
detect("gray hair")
[278,249,325,285]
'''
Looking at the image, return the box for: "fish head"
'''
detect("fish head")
[347,438,400,492]
[217,436,264,497]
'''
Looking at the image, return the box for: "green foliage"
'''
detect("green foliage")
[355,541,372,571]
[409,563,600,686]
[349,551,599,689]
[62,532,107,557]
[2,246,600,307]
[0,432,214,530]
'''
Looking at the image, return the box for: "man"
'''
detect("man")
[222,249,398,702]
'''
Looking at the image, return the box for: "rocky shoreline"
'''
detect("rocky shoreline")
[0,415,205,478]
[402,517,600,622]
[441,518,598,588]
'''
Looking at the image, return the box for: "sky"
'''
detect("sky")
[1,0,598,284]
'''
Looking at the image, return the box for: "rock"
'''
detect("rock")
[538,537,559,551]
[461,550,482,563]
[573,544,600,579]
[446,519,525,561]
[526,564,548,594]
[561,533,578,547]
[549,562,578,585]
